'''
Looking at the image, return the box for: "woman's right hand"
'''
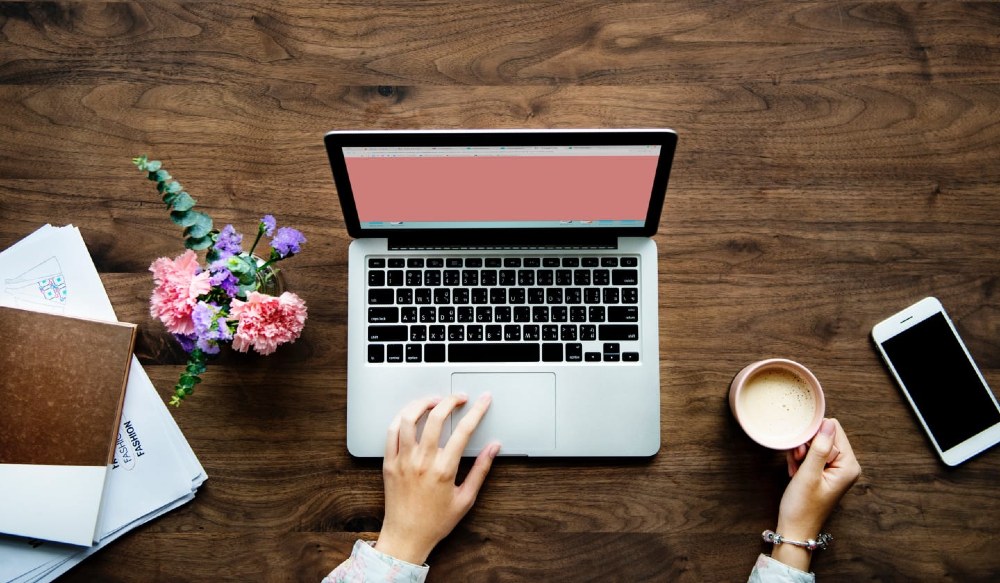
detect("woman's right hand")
[772,418,861,572]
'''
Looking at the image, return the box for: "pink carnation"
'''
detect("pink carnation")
[229,291,307,355]
[149,250,212,335]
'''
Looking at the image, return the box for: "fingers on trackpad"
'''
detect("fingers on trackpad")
[450,372,556,454]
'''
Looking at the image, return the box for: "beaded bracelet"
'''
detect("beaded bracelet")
[762,529,833,551]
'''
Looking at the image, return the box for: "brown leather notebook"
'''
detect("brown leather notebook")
[0,305,137,545]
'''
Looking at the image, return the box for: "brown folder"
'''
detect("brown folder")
[0,306,136,466]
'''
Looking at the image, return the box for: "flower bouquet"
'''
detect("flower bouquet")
[133,155,308,406]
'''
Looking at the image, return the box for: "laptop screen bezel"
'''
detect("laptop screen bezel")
[324,129,677,244]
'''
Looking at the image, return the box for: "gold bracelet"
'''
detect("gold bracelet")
[762,529,832,551]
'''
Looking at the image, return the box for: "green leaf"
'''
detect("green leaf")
[163,192,179,207]
[172,192,197,212]
[132,155,148,170]
[165,181,183,194]
[145,160,162,172]
[170,210,198,227]
[184,220,211,239]
[184,234,214,250]
[150,169,171,182]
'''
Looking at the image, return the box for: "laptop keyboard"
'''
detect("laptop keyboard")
[365,254,641,364]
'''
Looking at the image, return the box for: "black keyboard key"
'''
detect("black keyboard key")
[546,288,563,304]
[580,325,597,341]
[368,307,399,323]
[609,306,639,322]
[453,288,470,304]
[467,325,484,341]
[603,343,620,353]
[604,353,621,362]
[562,257,579,267]
[623,352,639,362]
[486,325,502,341]
[462,270,479,286]
[532,306,550,322]
[551,306,568,322]
[490,288,507,304]
[427,258,444,268]
[449,343,540,362]
[612,269,639,285]
[543,257,560,267]
[481,270,498,286]
[566,343,583,362]
[396,289,413,304]
[485,257,502,268]
[448,325,465,341]
[387,270,404,286]
[574,270,591,286]
[623,288,639,304]
[414,288,432,304]
[424,270,441,286]
[368,325,407,342]
[494,306,512,322]
[472,288,489,304]
[514,306,531,322]
[401,307,418,323]
[429,325,446,341]
[537,269,554,286]
[425,343,445,362]
[504,258,521,267]
[438,307,455,323]
[407,258,424,268]
[368,289,394,305]
[405,270,422,286]
[434,289,451,304]
[556,269,573,285]
[592,269,610,286]
[542,343,563,362]
[584,288,602,304]
[582,257,599,267]
[504,324,521,341]
[369,258,386,268]
[585,351,601,362]
[446,258,463,268]
[410,325,427,341]
[406,344,422,362]
[621,257,638,267]
[465,258,482,267]
[518,270,535,286]
[508,288,526,304]
[499,269,517,286]
[565,288,582,304]
[419,307,436,322]
[601,257,618,267]
[523,325,540,341]
[542,325,559,341]
[388,258,405,268]
[589,306,606,322]
[560,325,577,341]
[570,306,587,322]
[601,324,639,340]
[368,271,385,286]
[603,288,620,304]
[387,344,404,362]
[476,306,493,322]
[528,288,545,304]
[524,257,541,267]
[457,306,474,322]
[444,270,461,286]
[368,344,384,363]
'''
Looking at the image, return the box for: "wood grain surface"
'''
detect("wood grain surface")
[2,1,998,581]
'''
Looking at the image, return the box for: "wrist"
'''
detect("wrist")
[374,532,432,565]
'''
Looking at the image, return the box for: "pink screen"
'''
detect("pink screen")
[345,155,658,223]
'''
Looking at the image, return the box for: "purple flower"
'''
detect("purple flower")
[209,262,240,297]
[260,215,276,237]
[213,225,243,260]
[173,333,197,353]
[191,301,233,355]
[271,227,306,258]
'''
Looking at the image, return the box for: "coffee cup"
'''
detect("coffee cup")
[729,358,825,450]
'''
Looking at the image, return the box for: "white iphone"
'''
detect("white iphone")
[872,297,1000,466]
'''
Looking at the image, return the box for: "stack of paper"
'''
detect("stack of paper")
[0,225,207,583]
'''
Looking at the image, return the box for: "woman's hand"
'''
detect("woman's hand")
[772,418,861,572]
[375,393,501,565]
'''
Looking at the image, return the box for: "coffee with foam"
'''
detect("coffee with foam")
[737,368,817,441]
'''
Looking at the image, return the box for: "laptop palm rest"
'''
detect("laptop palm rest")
[451,373,556,455]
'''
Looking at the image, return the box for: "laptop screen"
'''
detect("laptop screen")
[325,130,677,241]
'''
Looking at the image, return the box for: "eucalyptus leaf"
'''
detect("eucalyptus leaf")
[172,192,196,212]
[145,160,162,172]
[132,155,148,169]
[170,210,198,227]
[163,192,179,207]
[184,220,211,239]
[150,169,171,182]
[166,181,183,194]
[184,234,214,250]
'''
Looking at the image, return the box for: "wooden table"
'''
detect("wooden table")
[2,2,998,580]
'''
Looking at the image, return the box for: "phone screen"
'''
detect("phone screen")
[881,312,1000,451]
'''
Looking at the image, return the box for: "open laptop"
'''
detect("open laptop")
[324,129,677,457]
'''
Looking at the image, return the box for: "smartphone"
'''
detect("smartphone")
[872,297,1000,466]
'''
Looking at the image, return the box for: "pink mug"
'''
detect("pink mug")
[729,358,825,450]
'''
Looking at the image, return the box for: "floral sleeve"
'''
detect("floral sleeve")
[747,554,816,583]
[323,540,429,583]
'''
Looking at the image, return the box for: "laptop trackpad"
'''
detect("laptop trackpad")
[451,372,556,454]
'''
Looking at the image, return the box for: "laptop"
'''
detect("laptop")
[324,129,677,457]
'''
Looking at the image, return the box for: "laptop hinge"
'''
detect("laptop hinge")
[387,235,618,251]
